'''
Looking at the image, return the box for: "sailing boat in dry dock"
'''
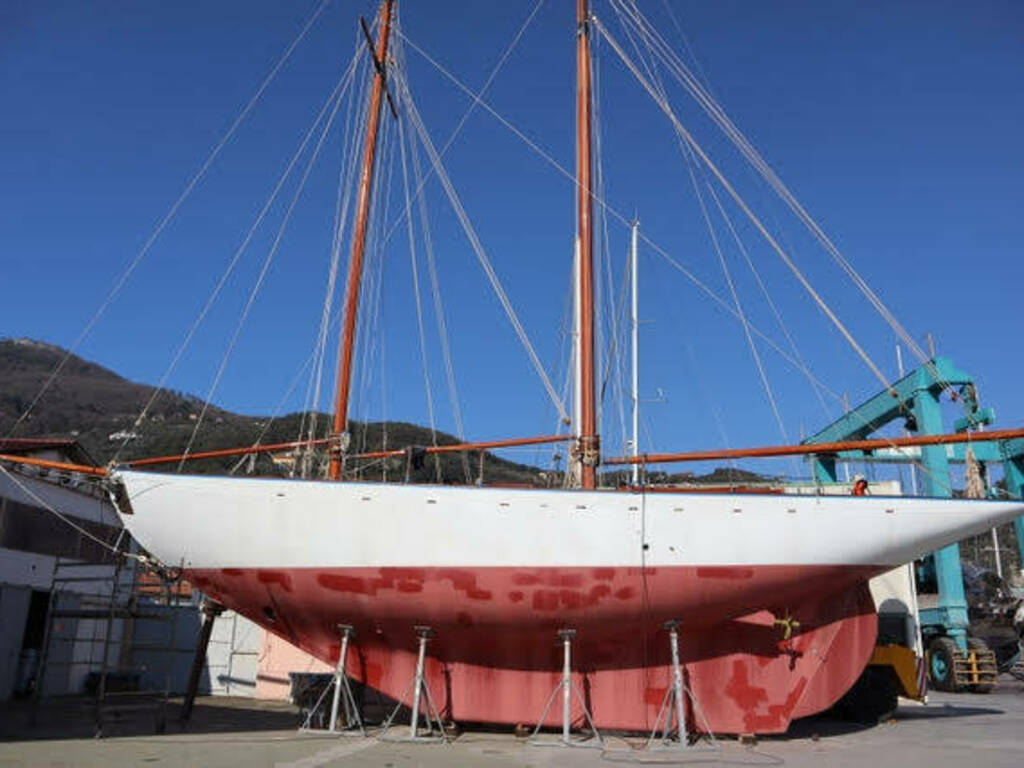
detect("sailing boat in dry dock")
[10,0,1024,735]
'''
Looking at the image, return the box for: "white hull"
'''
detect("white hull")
[115,471,1023,571]
[111,471,1022,733]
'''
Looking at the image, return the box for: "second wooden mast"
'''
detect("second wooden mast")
[576,0,599,489]
[329,0,395,480]
[330,0,599,486]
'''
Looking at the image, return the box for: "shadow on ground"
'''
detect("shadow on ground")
[0,697,302,742]
[0,688,1010,745]
[893,702,1004,721]
[755,694,1005,744]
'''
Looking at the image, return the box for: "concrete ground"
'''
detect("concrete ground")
[2,678,1023,768]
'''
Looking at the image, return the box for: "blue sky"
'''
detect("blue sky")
[2,0,1022,478]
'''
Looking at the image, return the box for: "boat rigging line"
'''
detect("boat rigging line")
[377,0,547,256]
[15,2,983,495]
[683,142,792,451]
[112,48,364,466]
[329,0,396,479]
[0,462,138,562]
[610,0,936,374]
[395,65,571,425]
[393,26,843,405]
[406,96,473,484]
[299,25,376,470]
[175,60,358,471]
[610,2,834,432]
[598,7,958,487]
[6,426,1024,488]
[591,12,895,395]
[397,115,443,482]
[6,0,332,445]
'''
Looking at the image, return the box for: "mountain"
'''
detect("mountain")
[0,338,770,487]
[0,338,540,484]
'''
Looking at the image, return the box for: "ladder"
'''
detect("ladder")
[30,552,180,737]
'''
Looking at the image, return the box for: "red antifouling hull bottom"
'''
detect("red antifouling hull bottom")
[189,564,879,734]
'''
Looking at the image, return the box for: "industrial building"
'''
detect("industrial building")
[0,438,327,709]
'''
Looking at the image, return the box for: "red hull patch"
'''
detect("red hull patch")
[190,564,879,733]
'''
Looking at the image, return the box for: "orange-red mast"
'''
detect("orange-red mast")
[329,0,395,480]
[576,0,599,489]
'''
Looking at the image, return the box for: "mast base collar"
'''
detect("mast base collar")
[577,435,601,467]
[329,431,352,456]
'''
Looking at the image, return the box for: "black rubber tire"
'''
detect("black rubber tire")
[967,637,994,694]
[830,665,899,725]
[928,636,963,693]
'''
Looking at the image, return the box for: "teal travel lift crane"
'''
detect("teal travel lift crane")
[804,357,1024,693]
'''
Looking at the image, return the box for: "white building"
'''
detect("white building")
[0,438,125,700]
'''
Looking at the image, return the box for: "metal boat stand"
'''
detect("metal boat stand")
[528,629,603,749]
[299,624,366,736]
[645,620,717,752]
[379,626,447,743]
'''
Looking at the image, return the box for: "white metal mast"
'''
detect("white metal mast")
[569,239,583,488]
[896,344,919,496]
[630,219,640,485]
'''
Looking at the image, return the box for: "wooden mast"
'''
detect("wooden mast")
[329,0,395,480]
[576,0,599,489]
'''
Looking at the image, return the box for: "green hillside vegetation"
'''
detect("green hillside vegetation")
[1,338,770,487]
[0,339,544,484]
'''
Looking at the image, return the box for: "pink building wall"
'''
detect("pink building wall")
[255,630,332,699]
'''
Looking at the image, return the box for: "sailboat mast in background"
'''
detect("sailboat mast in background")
[575,0,599,489]
[329,0,395,480]
[630,219,640,486]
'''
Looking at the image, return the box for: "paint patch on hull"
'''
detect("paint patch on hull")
[189,564,878,733]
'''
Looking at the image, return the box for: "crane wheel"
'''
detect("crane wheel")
[927,636,963,693]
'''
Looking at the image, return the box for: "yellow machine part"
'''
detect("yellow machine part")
[870,644,924,700]
[952,647,998,688]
